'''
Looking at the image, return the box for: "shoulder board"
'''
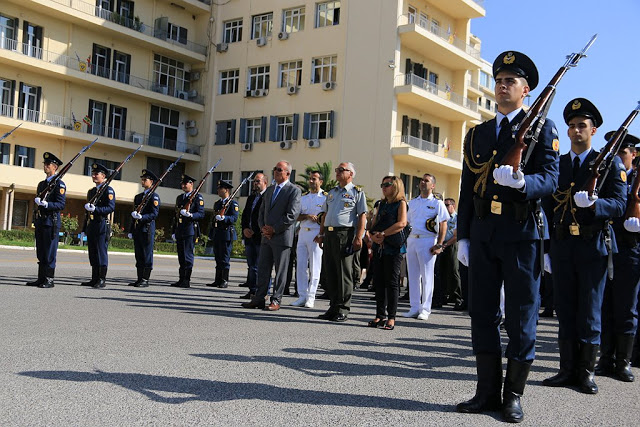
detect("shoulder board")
[355,186,362,192]
[302,191,310,196]
[322,191,328,196]
[59,182,66,188]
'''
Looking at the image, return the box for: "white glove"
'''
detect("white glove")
[34,197,42,206]
[624,217,640,233]
[493,165,525,189]
[127,233,133,239]
[180,209,192,217]
[544,253,552,274]
[573,191,597,208]
[171,234,176,240]
[84,203,96,212]
[215,215,225,221]
[131,211,143,220]
[457,238,470,267]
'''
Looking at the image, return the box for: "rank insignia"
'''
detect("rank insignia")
[344,202,350,207]
[571,100,581,110]
[235,206,239,211]
[60,188,65,195]
[503,52,515,65]
[552,139,560,151]
[199,200,204,206]
[621,170,627,183]
[154,200,159,206]
[44,153,49,159]
[108,194,114,200]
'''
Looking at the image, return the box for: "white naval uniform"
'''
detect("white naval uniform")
[296,190,326,305]
[406,194,450,318]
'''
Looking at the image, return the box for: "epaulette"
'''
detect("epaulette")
[302,191,310,196]
[355,185,362,192]
[322,191,328,196]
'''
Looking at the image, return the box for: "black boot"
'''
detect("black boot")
[179,268,191,288]
[27,265,45,286]
[93,266,107,288]
[219,269,229,288]
[614,334,635,382]
[543,339,578,387]
[129,268,143,286]
[595,331,615,376]
[632,334,640,368]
[171,269,184,287]
[38,267,55,289]
[502,359,531,423]
[576,342,599,394]
[82,267,99,286]
[135,268,151,288]
[208,268,221,287]
[456,353,503,413]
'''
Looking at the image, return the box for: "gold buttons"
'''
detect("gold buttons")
[493,180,498,184]
[493,195,498,200]
[493,150,497,155]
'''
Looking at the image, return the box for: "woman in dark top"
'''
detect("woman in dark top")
[368,176,408,330]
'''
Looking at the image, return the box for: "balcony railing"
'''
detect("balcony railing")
[1,103,14,118]
[0,37,204,105]
[5,109,201,155]
[401,15,481,59]
[46,0,207,56]
[397,74,479,113]
[393,135,462,162]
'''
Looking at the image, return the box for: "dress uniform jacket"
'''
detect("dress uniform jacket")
[34,177,66,273]
[211,198,239,270]
[85,185,116,268]
[130,191,160,269]
[172,192,205,269]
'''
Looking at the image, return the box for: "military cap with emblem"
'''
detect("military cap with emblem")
[140,169,158,181]
[181,174,196,184]
[605,131,640,149]
[91,163,109,175]
[217,179,233,190]
[562,97,603,128]
[493,51,539,91]
[43,152,63,166]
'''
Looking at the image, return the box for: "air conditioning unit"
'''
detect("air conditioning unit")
[43,120,54,126]
[187,127,198,137]
[287,86,298,95]
[216,43,228,53]
[256,37,267,47]
[177,90,189,100]
[278,31,289,40]
[279,141,292,150]
[188,89,198,98]
[322,81,336,91]
[241,143,253,151]
[185,120,196,129]
[131,134,144,144]
[252,88,267,97]
[307,139,321,148]
[190,71,201,81]
[152,84,169,95]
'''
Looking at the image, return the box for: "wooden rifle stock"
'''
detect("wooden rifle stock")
[179,158,222,215]
[215,172,254,217]
[625,157,640,219]
[135,154,183,214]
[88,145,142,205]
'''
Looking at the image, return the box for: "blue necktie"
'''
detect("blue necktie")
[271,185,281,206]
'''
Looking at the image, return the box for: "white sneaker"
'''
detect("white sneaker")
[290,297,306,307]
[402,310,420,318]
[417,312,429,321]
[304,299,315,308]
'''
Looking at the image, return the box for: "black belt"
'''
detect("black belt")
[326,226,352,232]
[554,223,607,240]
[473,196,534,222]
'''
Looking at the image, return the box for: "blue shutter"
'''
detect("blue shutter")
[269,116,277,141]
[230,119,236,144]
[292,114,299,140]
[260,116,267,142]
[239,118,247,143]
[302,113,311,139]
[329,110,335,138]
[215,122,227,145]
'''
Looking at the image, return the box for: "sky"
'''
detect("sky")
[471,0,640,153]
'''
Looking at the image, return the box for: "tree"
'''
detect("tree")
[295,161,338,192]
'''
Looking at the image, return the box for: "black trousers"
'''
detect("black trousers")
[373,251,403,320]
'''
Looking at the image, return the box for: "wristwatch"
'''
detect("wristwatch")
[434,244,443,249]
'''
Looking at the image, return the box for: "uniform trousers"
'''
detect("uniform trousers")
[296,228,322,303]
[601,243,640,337]
[213,237,232,270]
[406,235,438,316]
[133,229,153,269]
[469,239,540,362]
[35,222,60,271]
[176,236,195,269]
[87,221,109,268]
[323,228,355,316]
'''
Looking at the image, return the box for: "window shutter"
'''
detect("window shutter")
[18,83,24,119]
[239,118,247,143]
[34,86,41,122]
[433,127,440,145]
[269,116,277,141]
[230,119,236,144]
[215,122,226,145]
[410,119,419,137]
[9,80,16,106]
[401,115,409,136]
[260,116,267,142]
[292,114,299,140]
[302,113,311,139]
[405,58,412,74]
[179,27,188,45]
[310,59,315,83]
[329,110,335,138]
[88,99,95,133]
[28,147,35,168]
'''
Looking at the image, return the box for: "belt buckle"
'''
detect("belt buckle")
[490,201,502,215]
[328,226,334,231]
[89,214,94,220]
[304,227,311,231]
[569,223,580,236]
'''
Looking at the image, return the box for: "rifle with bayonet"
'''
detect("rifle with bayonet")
[211,172,254,232]
[0,123,22,141]
[625,156,640,220]
[134,154,183,217]
[176,158,222,224]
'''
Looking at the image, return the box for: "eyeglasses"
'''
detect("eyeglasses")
[421,179,432,183]
[444,203,453,207]
[380,182,394,188]
[273,167,285,172]
[335,167,351,173]
[253,179,262,183]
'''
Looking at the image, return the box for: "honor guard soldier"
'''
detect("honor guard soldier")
[128,169,160,288]
[208,179,239,288]
[595,132,640,383]
[82,163,116,288]
[27,152,66,288]
[171,174,205,288]
[543,99,626,394]
[456,52,559,423]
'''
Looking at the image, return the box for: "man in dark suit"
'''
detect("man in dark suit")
[240,173,268,299]
[242,161,301,311]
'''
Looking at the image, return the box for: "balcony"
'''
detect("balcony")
[395,74,481,122]
[467,78,483,97]
[0,37,205,110]
[398,16,482,70]
[162,0,211,15]
[391,136,462,171]
[425,0,485,19]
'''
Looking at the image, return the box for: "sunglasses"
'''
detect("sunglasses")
[273,167,286,172]
[335,167,351,173]
[380,182,394,188]
[445,203,453,207]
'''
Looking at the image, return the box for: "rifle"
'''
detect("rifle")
[177,158,222,223]
[501,34,597,174]
[626,156,640,220]
[216,172,254,217]
[0,123,22,142]
[134,154,183,216]
[582,102,640,199]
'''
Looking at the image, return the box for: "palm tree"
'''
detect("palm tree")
[295,161,338,192]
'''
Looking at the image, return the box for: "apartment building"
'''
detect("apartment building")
[209,0,486,201]
[0,0,213,231]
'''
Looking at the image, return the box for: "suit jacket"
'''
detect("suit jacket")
[258,181,301,247]
[241,191,264,244]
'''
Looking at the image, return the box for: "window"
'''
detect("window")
[147,156,185,189]
[17,83,41,122]
[419,12,428,28]
[430,18,440,34]
[485,99,491,110]
[1,142,10,164]
[0,78,15,117]
[429,71,438,86]
[282,6,305,33]
[84,157,121,180]
[91,44,111,78]
[316,1,340,27]
[0,14,18,50]
[22,22,43,59]
[149,105,180,151]
[223,19,243,43]
[239,117,267,143]
[269,115,299,142]
[279,60,302,88]
[117,0,134,20]
[311,55,337,84]
[219,69,240,94]
[88,99,107,136]
[112,51,131,84]
[168,22,188,45]
[12,200,28,228]
[215,120,236,145]
[14,145,35,168]
[479,71,492,88]
[109,105,127,140]
[303,111,334,140]
[247,65,270,92]
[211,171,233,193]
[153,54,190,96]
[95,0,113,19]
[240,170,262,196]
[408,6,417,24]
[252,13,273,39]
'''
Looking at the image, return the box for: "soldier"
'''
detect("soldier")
[27,152,66,288]
[456,51,559,423]
[128,169,160,288]
[208,180,239,288]
[594,132,640,383]
[291,170,326,308]
[314,162,367,322]
[543,99,626,394]
[82,163,116,288]
[171,174,205,288]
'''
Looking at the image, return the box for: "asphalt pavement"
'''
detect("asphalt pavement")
[0,246,638,426]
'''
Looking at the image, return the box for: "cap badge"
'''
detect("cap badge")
[503,52,515,65]
[572,100,581,110]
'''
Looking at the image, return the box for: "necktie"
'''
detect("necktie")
[498,117,511,142]
[572,156,581,181]
[271,185,281,206]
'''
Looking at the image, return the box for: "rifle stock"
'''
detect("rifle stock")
[181,158,222,213]
[625,156,640,219]
[216,172,255,216]
[135,154,183,214]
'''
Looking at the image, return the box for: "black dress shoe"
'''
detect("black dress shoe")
[134,279,149,288]
[92,279,106,289]
[331,314,348,322]
[38,278,55,288]
[317,293,329,300]
[241,300,265,309]
[318,312,333,320]
[218,281,228,289]
[26,278,44,287]
[540,307,554,318]
[239,292,254,299]
[453,303,467,311]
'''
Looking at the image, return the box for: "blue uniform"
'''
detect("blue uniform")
[172,192,205,271]
[458,109,559,362]
[34,176,66,278]
[85,185,115,269]
[211,198,239,271]
[130,191,160,270]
